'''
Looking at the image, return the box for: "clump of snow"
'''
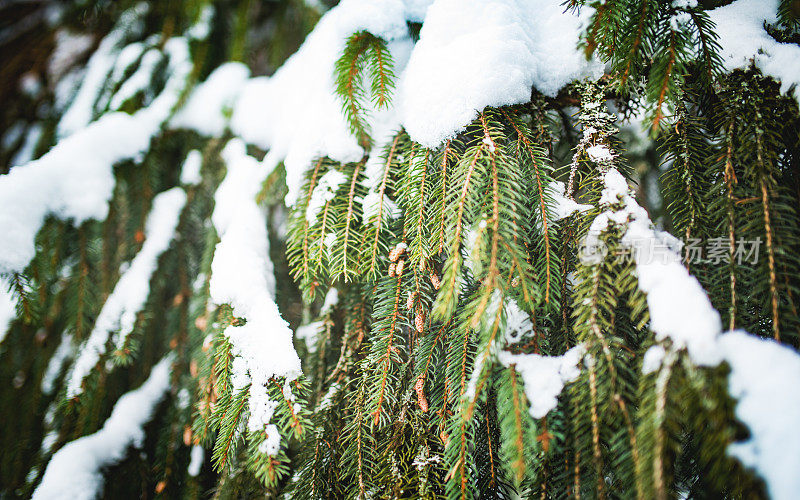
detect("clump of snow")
[399,0,603,147]
[47,29,94,81]
[11,124,43,167]
[321,286,339,314]
[187,5,215,41]
[709,0,800,102]
[0,37,192,274]
[187,445,204,477]
[581,167,800,497]
[547,180,592,221]
[57,4,149,138]
[498,344,586,418]
[109,48,161,110]
[586,144,615,163]
[295,321,324,354]
[66,187,186,398]
[33,356,172,500]
[231,0,417,205]
[258,425,282,455]
[180,150,203,186]
[503,298,532,344]
[209,139,301,438]
[719,331,800,500]
[171,63,251,137]
[641,344,666,375]
[583,168,722,367]
[42,333,74,394]
[306,169,346,225]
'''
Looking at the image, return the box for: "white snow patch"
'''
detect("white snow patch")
[641,345,666,375]
[306,169,346,225]
[58,4,149,138]
[33,356,172,500]
[187,445,204,477]
[399,0,603,147]
[498,344,586,418]
[719,331,800,500]
[171,62,251,137]
[548,180,592,221]
[180,150,203,186]
[209,139,301,437]
[296,321,324,354]
[0,37,192,274]
[42,333,75,394]
[709,0,800,102]
[109,48,161,110]
[66,187,186,398]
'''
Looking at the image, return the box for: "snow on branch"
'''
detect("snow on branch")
[209,139,301,440]
[66,187,187,398]
[0,37,192,274]
[33,356,173,500]
[399,0,602,147]
[709,0,800,103]
[585,167,800,498]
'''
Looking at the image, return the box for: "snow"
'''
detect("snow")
[709,0,800,102]
[171,63,251,137]
[209,139,301,438]
[498,344,586,418]
[57,4,149,138]
[399,0,603,147]
[578,167,800,496]
[231,0,416,205]
[0,37,192,274]
[187,445,204,476]
[586,144,614,163]
[306,169,346,225]
[582,168,723,367]
[47,29,94,81]
[33,356,172,500]
[66,187,186,398]
[180,150,203,186]
[719,331,800,500]
[641,344,666,375]
[321,287,339,313]
[41,333,74,394]
[258,424,282,455]
[11,124,43,167]
[109,48,161,110]
[548,180,592,221]
[296,321,324,354]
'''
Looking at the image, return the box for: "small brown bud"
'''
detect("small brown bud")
[415,311,425,333]
[388,243,407,262]
[395,259,405,277]
[388,262,396,277]
[195,315,207,331]
[415,377,428,412]
[134,230,145,244]
[429,273,441,290]
[406,290,416,310]
[190,360,199,377]
[155,481,167,494]
[183,426,193,446]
